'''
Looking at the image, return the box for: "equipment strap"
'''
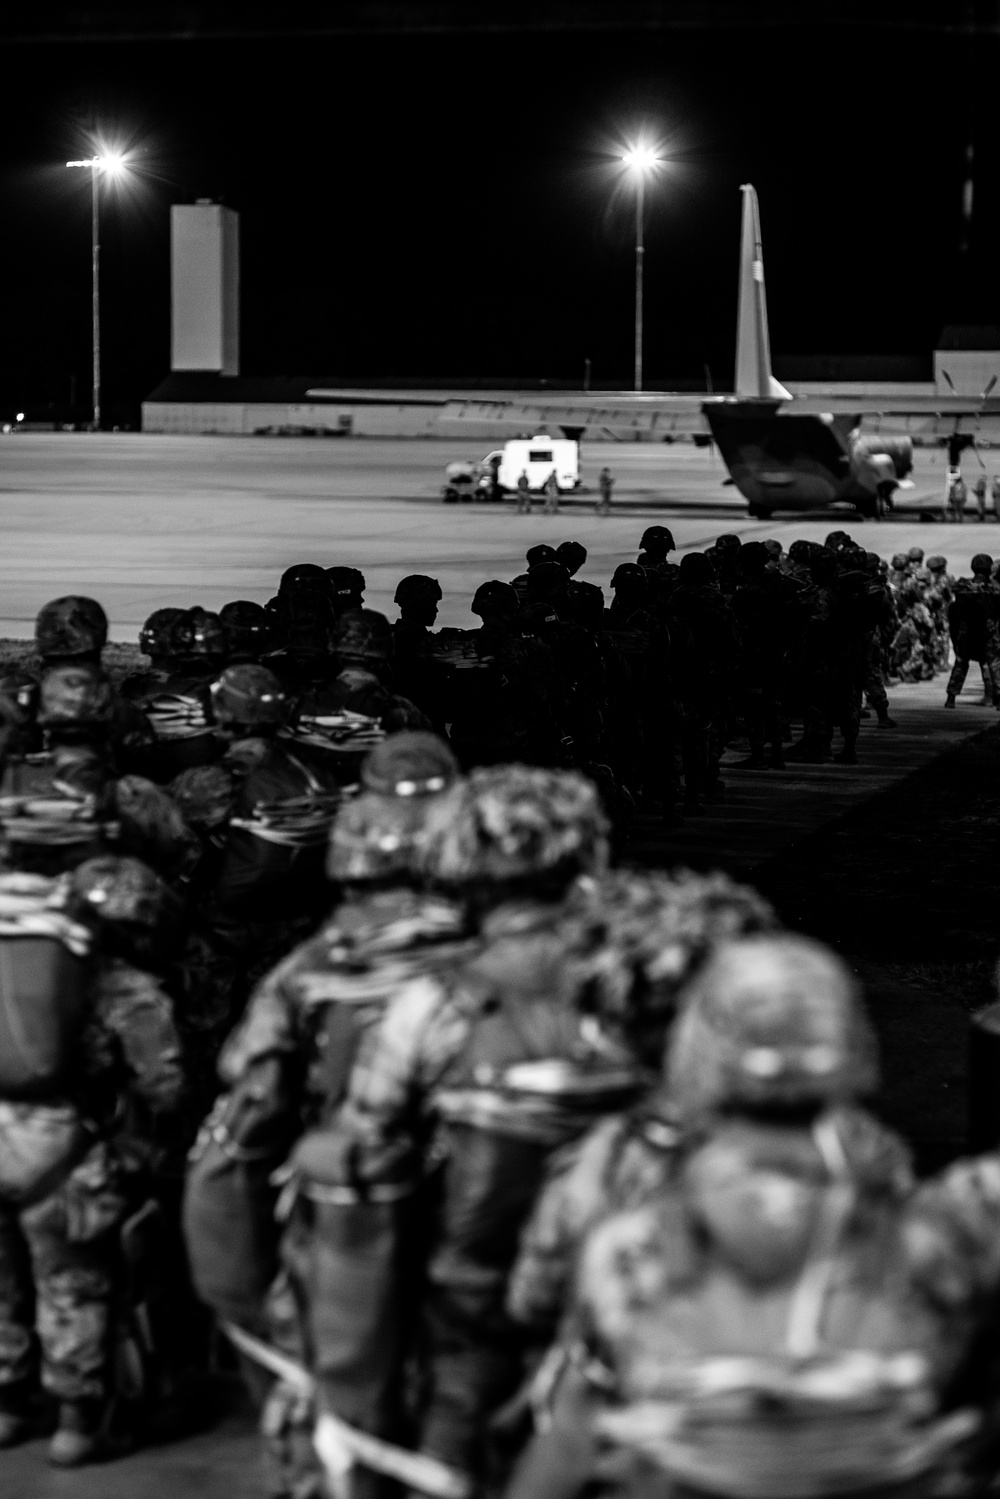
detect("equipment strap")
[221,1322,472,1499]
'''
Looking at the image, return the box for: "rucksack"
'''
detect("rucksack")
[0,873,93,1099]
[216,748,341,919]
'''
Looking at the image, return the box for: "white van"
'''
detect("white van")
[489,436,580,493]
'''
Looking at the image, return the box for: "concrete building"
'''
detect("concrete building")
[171,202,240,376]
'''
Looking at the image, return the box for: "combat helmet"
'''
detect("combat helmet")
[525,561,570,604]
[525,544,557,569]
[925,556,948,574]
[37,664,116,730]
[219,601,275,661]
[563,580,606,627]
[665,933,878,1119]
[68,854,181,966]
[972,553,993,575]
[326,566,366,613]
[35,596,108,661]
[174,607,228,661]
[426,764,609,889]
[393,575,443,607]
[578,869,778,1065]
[210,665,288,730]
[335,608,393,664]
[139,608,186,661]
[640,525,675,555]
[170,764,236,831]
[555,541,587,576]
[890,553,908,571]
[472,580,519,622]
[907,547,925,564]
[327,731,460,883]
[611,562,648,592]
[279,563,329,596]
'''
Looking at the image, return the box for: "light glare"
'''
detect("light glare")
[622,145,663,173]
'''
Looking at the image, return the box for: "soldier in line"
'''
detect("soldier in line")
[0,856,184,1465]
[945,553,1000,708]
[506,935,1000,1499]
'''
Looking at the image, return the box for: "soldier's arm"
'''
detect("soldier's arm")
[508,1119,626,1335]
[218,935,331,1086]
[907,1155,1000,1307]
[92,959,186,1114]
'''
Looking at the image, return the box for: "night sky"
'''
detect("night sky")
[0,11,996,422]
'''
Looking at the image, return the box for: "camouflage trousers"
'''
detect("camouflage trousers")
[947,655,1000,700]
[862,637,888,713]
[0,1144,128,1401]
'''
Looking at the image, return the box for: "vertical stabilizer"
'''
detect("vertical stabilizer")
[735,184,791,400]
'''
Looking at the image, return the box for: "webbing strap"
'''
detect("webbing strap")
[222,1321,472,1499]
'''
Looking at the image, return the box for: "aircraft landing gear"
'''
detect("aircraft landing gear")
[747,504,772,520]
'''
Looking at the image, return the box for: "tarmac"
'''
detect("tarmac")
[0,432,991,637]
[2,429,998,1495]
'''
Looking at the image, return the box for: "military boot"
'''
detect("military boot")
[945,694,957,709]
[48,1399,108,1467]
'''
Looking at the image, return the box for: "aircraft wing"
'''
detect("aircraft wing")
[436,392,710,438]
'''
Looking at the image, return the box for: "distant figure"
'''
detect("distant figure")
[597,465,614,515]
[991,474,1000,521]
[974,472,989,522]
[949,472,968,523]
[543,467,560,516]
[516,469,532,514]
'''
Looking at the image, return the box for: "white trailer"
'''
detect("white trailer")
[492,435,579,492]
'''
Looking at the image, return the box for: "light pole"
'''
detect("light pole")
[66,152,126,429]
[621,145,662,392]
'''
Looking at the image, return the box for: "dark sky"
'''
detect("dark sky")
[0,10,996,420]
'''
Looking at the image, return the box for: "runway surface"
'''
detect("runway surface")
[0,432,991,637]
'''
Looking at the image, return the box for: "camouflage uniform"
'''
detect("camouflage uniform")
[923,557,954,673]
[507,936,1000,1499]
[183,735,466,1493]
[508,870,777,1342]
[296,768,621,1489]
[0,858,183,1464]
[946,560,1000,705]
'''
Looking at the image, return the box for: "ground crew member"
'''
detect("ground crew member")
[992,474,1000,520]
[516,470,531,515]
[974,471,989,521]
[597,466,614,516]
[543,467,560,516]
[950,471,969,522]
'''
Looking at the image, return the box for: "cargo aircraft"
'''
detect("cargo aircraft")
[397,184,1000,519]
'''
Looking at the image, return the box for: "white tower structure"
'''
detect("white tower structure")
[171,201,240,375]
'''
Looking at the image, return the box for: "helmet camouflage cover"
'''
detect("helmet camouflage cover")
[425,763,609,885]
[35,596,108,660]
[210,665,288,728]
[665,933,878,1118]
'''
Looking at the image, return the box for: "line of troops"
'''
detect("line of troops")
[0,547,999,1494]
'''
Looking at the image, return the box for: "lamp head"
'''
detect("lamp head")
[622,144,663,174]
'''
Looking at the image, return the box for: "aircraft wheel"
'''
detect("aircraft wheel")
[747,505,772,520]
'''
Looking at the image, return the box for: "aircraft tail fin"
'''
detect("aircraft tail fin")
[735,184,791,400]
